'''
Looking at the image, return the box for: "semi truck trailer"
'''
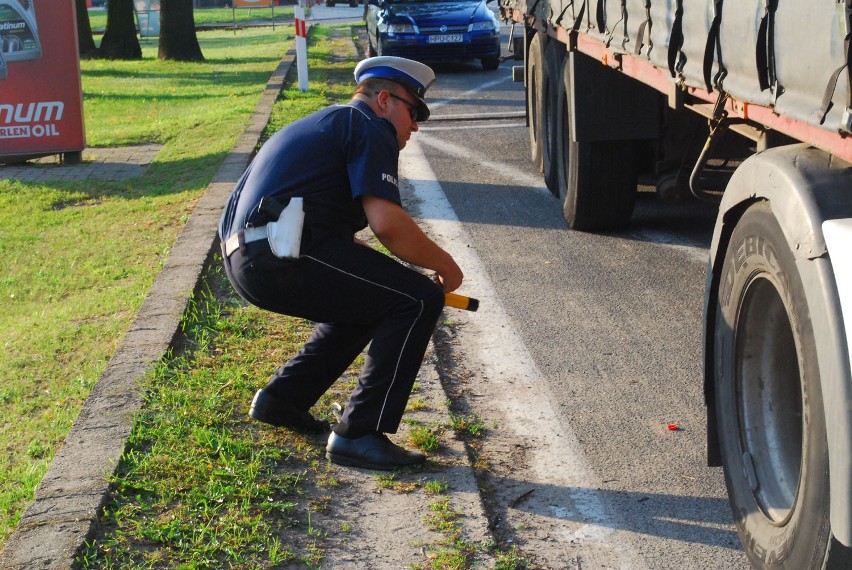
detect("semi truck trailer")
[497,0,852,567]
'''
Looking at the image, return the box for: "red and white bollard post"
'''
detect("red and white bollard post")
[294,3,309,92]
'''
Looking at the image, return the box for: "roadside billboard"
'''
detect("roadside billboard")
[0,0,85,162]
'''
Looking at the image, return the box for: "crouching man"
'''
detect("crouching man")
[218,56,463,470]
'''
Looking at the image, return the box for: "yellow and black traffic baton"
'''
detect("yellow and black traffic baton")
[444,292,479,312]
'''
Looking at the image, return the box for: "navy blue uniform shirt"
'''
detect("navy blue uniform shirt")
[219,99,401,242]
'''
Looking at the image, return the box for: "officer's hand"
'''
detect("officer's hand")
[435,262,463,293]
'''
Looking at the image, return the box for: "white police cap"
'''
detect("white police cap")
[354,56,435,121]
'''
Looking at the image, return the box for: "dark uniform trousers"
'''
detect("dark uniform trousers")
[223,231,445,435]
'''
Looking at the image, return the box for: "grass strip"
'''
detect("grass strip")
[71,25,361,568]
[77,261,337,569]
[0,23,355,551]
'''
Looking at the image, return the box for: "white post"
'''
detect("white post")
[295,3,309,91]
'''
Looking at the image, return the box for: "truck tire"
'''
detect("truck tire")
[542,40,566,196]
[714,201,852,569]
[527,32,546,173]
[556,60,637,230]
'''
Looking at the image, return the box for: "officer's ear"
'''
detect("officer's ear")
[374,90,393,116]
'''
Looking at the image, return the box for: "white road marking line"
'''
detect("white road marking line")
[420,122,526,131]
[415,131,551,196]
[401,138,646,569]
[627,229,710,265]
[428,75,514,111]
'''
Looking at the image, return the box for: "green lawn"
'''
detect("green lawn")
[86,6,295,32]
[0,25,295,551]
[76,26,368,569]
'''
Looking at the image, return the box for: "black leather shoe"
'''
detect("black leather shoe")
[249,389,330,435]
[326,432,426,470]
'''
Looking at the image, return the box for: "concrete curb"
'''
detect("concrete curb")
[0,42,298,570]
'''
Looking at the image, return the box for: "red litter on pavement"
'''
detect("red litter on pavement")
[667,423,680,431]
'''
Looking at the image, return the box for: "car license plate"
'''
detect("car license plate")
[427,34,463,44]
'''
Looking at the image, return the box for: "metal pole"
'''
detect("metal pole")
[295,0,309,91]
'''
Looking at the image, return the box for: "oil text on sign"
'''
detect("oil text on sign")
[0,101,64,141]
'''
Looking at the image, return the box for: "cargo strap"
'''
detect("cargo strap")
[755,0,778,93]
[818,0,852,132]
[563,0,587,34]
[604,0,627,48]
[554,0,574,27]
[667,0,684,77]
[583,0,594,32]
[521,0,541,32]
[525,0,542,23]
[595,0,605,33]
[703,0,727,92]
[634,0,652,56]
[620,0,629,49]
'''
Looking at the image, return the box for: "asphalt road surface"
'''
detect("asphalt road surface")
[398,29,751,570]
[316,8,752,565]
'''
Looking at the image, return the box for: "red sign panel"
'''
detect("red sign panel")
[235,0,272,6]
[0,0,85,159]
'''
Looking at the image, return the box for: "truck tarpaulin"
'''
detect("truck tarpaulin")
[0,0,85,160]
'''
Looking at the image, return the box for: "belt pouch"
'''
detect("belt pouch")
[266,196,304,259]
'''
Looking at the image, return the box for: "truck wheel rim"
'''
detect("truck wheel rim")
[735,275,803,524]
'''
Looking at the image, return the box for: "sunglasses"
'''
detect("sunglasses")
[387,92,419,122]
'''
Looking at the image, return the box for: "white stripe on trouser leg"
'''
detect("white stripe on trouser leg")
[376,300,423,430]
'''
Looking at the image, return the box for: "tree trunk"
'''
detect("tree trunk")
[158,0,204,62]
[75,0,97,58]
[98,0,142,59]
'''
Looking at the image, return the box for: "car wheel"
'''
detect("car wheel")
[714,202,852,569]
[480,56,499,71]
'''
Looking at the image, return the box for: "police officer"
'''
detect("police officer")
[218,56,463,471]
